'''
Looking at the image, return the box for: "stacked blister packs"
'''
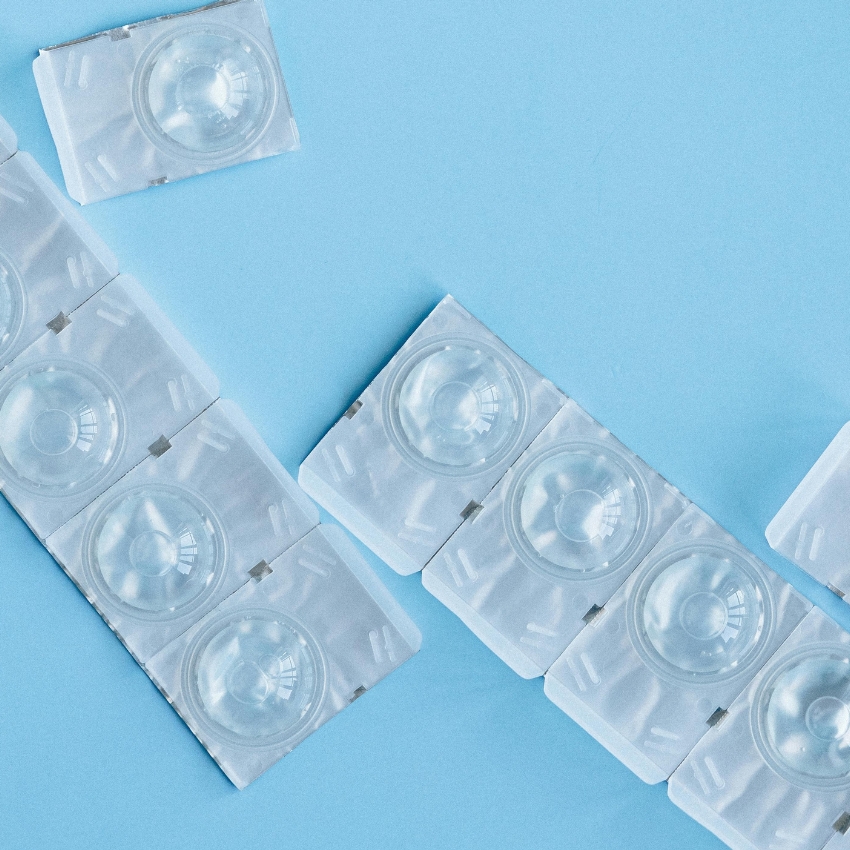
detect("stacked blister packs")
[302,296,850,850]
[0,113,420,789]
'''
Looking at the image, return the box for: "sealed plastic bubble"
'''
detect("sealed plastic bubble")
[46,400,317,662]
[0,275,218,540]
[767,422,850,599]
[146,525,421,789]
[299,296,565,576]
[0,151,118,369]
[33,0,298,204]
[0,112,16,164]
[423,399,688,678]
[544,505,811,784]
[669,608,850,850]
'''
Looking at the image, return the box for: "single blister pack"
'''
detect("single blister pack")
[45,399,318,662]
[33,0,299,204]
[422,399,689,678]
[146,524,422,789]
[669,607,850,850]
[0,150,118,369]
[0,112,17,164]
[767,423,850,599]
[0,274,219,539]
[544,504,811,784]
[299,296,566,576]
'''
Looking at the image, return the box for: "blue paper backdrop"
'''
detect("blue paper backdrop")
[2,2,850,848]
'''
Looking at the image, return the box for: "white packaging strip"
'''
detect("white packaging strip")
[146,524,422,789]
[0,112,17,164]
[422,399,689,679]
[767,422,850,598]
[669,607,850,850]
[0,150,118,369]
[33,0,299,205]
[299,296,566,576]
[0,274,219,540]
[544,504,812,784]
[45,399,319,663]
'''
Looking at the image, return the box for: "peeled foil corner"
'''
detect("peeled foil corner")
[32,0,299,204]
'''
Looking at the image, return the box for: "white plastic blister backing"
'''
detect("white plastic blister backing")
[0,150,118,369]
[669,607,850,850]
[299,296,566,576]
[45,399,319,662]
[0,274,219,540]
[0,112,17,164]
[33,0,299,204]
[146,524,422,789]
[544,504,812,784]
[422,399,689,678]
[767,423,850,599]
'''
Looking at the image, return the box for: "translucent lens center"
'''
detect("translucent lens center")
[555,488,607,543]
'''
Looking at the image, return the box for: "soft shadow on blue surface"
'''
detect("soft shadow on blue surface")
[2,2,850,849]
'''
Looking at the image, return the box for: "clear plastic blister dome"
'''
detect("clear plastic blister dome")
[145,525,421,789]
[423,400,688,679]
[33,0,298,204]
[670,608,850,850]
[0,150,118,369]
[0,112,16,164]
[767,422,850,599]
[299,295,566,576]
[544,504,811,784]
[46,400,319,663]
[0,275,219,540]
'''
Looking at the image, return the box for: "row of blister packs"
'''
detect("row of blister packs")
[301,295,850,850]
[0,112,420,790]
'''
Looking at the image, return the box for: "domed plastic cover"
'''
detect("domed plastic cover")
[84,484,225,619]
[0,253,25,363]
[184,608,326,747]
[133,23,278,161]
[0,360,124,496]
[386,337,527,475]
[506,441,650,581]
[753,644,850,789]
[629,543,772,685]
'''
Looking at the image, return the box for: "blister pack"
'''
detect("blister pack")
[299,296,566,576]
[767,423,850,599]
[146,524,422,789]
[0,274,219,539]
[0,112,16,164]
[544,504,811,783]
[669,607,850,850]
[45,399,319,662]
[33,0,299,204]
[0,149,118,369]
[422,399,689,678]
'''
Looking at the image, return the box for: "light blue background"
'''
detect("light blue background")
[2,2,850,848]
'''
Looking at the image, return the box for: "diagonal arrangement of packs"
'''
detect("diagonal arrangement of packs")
[301,295,850,850]
[0,111,420,789]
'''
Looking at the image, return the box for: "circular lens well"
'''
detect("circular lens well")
[506,441,650,582]
[628,543,771,684]
[753,645,850,789]
[133,23,278,161]
[0,254,25,363]
[0,361,124,495]
[84,484,225,618]
[385,338,527,475]
[184,609,326,747]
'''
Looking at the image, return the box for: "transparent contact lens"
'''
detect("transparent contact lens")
[754,646,850,788]
[134,24,277,159]
[0,254,24,361]
[185,610,325,746]
[506,442,648,581]
[630,544,770,683]
[387,339,526,474]
[85,485,224,617]
[0,361,123,495]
